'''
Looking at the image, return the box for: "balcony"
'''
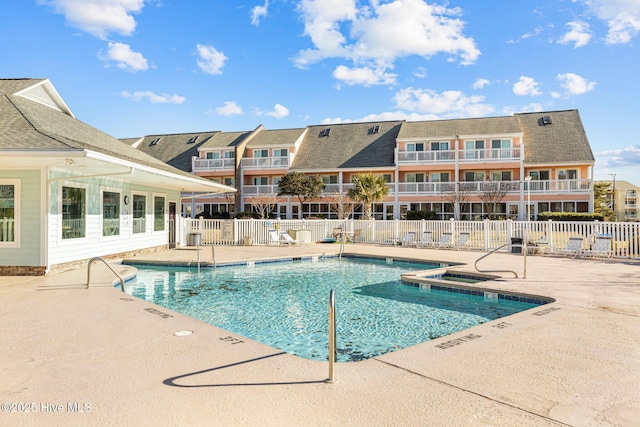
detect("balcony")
[244,185,278,195]
[241,156,290,169]
[192,157,235,172]
[397,147,521,164]
[395,179,591,195]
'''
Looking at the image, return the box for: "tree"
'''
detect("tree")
[245,193,279,219]
[440,182,473,220]
[277,172,324,207]
[325,191,356,219]
[478,181,519,219]
[593,181,616,221]
[347,173,390,220]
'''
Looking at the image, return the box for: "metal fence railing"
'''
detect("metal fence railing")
[183,218,640,259]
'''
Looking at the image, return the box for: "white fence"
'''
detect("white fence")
[183,218,640,259]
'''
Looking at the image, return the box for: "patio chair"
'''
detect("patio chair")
[555,236,585,258]
[585,235,612,259]
[428,232,453,249]
[453,232,470,250]
[394,231,416,246]
[279,231,298,245]
[332,228,344,240]
[347,229,361,243]
[416,231,433,248]
[268,229,291,245]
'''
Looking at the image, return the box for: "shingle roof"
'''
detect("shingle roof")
[131,132,220,172]
[397,116,521,139]
[0,79,226,183]
[246,128,306,147]
[291,121,403,170]
[198,131,250,150]
[515,110,594,164]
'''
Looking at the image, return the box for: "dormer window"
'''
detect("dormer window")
[150,137,161,146]
[372,125,380,134]
[321,128,331,137]
[187,136,198,143]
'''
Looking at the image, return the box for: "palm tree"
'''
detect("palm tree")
[348,173,390,219]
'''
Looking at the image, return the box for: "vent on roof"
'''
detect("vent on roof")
[187,136,198,144]
[320,128,331,137]
[541,116,552,125]
[150,137,161,146]
[371,125,380,134]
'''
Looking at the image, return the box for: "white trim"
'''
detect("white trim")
[0,179,20,248]
[152,192,167,233]
[100,186,122,239]
[130,190,148,235]
[58,181,89,244]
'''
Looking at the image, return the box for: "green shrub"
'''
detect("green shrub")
[537,211,605,222]
[406,210,437,220]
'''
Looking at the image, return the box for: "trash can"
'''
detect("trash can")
[511,237,523,253]
[187,233,202,246]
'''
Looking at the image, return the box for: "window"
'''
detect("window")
[322,175,338,184]
[406,173,425,183]
[491,139,512,158]
[102,191,120,236]
[224,177,235,186]
[0,180,19,244]
[223,151,235,159]
[253,149,268,158]
[464,172,485,182]
[491,171,512,181]
[430,142,449,151]
[154,196,165,231]
[205,152,220,160]
[132,194,146,234]
[62,186,86,239]
[431,172,450,182]
[381,174,392,183]
[273,149,288,157]
[253,177,268,186]
[406,143,425,151]
[465,140,485,159]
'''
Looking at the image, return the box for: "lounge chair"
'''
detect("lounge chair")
[555,236,585,258]
[416,231,433,248]
[280,231,298,245]
[453,232,470,250]
[268,229,296,245]
[585,235,612,259]
[393,231,416,246]
[429,232,453,249]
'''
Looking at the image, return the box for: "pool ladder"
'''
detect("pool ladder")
[474,243,527,279]
[87,257,126,293]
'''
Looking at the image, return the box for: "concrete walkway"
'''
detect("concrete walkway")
[1,244,639,426]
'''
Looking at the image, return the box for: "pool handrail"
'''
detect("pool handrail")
[327,289,337,383]
[87,256,126,293]
[474,243,525,279]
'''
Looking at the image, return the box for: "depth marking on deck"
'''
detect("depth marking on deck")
[144,307,173,319]
[435,333,481,349]
[532,306,561,316]
[492,321,512,329]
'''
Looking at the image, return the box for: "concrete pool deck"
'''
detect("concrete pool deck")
[1,244,639,426]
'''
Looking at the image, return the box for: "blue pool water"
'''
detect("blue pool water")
[126,257,542,362]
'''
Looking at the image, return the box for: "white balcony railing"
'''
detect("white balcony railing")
[192,158,235,171]
[244,185,278,195]
[395,179,591,195]
[397,147,521,164]
[241,157,290,169]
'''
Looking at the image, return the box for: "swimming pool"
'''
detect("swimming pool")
[126,256,544,362]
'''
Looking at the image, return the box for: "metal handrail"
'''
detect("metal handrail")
[474,243,527,279]
[87,257,126,293]
[327,289,337,383]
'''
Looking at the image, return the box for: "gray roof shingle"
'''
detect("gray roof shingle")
[291,121,403,170]
[132,132,220,172]
[397,116,521,139]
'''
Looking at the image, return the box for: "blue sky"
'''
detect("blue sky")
[3,0,640,184]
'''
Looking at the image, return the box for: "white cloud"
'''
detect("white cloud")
[507,26,543,44]
[393,87,494,117]
[558,21,592,48]
[321,111,440,124]
[472,78,490,89]
[214,101,243,116]
[512,76,542,96]
[294,0,479,86]
[251,0,269,26]
[99,42,148,72]
[195,44,227,75]
[332,64,397,86]
[557,72,596,95]
[579,0,640,44]
[502,103,545,115]
[265,104,290,119]
[121,90,185,104]
[597,145,640,167]
[38,0,145,40]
